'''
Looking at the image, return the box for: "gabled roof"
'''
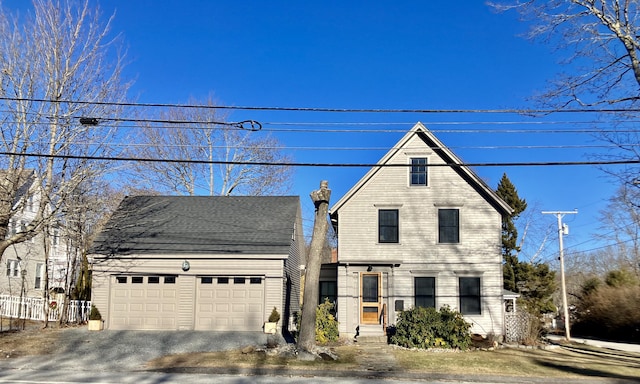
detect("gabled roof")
[330,122,513,216]
[90,195,300,256]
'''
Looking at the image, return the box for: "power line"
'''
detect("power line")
[3,151,640,168]
[3,96,640,114]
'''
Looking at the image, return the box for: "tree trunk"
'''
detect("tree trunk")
[298,181,331,353]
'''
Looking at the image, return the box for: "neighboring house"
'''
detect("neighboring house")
[89,195,304,332]
[0,171,71,298]
[325,122,513,338]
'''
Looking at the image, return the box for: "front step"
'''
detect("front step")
[355,324,387,344]
[356,335,388,344]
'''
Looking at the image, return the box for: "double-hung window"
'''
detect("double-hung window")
[35,263,44,289]
[378,209,399,243]
[438,209,459,243]
[410,158,428,186]
[415,277,436,308]
[6,259,19,277]
[459,277,481,315]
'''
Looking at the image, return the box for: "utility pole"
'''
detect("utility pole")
[542,209,577,341]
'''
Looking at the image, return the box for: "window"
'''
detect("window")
[148,276,160,284]
[116,276,127,284]
[217,277,229,284]
[35,263,44,289]
[201,276,213,284]
[6,259,19,277]
[438,209,459,243]
[410,158,428,186]
[319,281,337,304]
[378,209,399,243]
[164,276,176,284]
[415,277,435,308]
[52,229,59,246]
[250,277,262,284]
[132,276,143,284]
[459,277,481,315]
[234,277,246,284]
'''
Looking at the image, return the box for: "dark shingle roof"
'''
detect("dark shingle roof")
[90,195,300,256]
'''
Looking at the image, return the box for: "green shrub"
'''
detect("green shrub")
[293,300,339,344]
[89,305,102,321]
[390,305,472,350]
[268,307,280,323]
[315,299,339,343]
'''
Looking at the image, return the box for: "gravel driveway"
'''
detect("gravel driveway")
[1,328,280,372]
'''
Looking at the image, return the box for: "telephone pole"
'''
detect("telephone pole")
[542,209,578,341]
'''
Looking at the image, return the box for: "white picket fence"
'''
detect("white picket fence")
[0,295,91,323]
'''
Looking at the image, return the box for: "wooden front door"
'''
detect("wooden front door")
[360,273,381,324]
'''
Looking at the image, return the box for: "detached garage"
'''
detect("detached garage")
[89,196,304,332]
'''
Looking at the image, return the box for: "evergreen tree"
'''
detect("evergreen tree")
[496,173,527,292]
[495,174,556,315]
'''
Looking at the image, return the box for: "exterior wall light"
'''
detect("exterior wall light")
[181,260,190,272]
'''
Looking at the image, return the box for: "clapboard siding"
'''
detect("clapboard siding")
[330,124,510,337]
[91,254,288,330]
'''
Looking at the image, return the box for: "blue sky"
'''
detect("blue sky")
[6,1,625,261]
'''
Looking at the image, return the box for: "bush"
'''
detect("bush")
[293,300,339,344]
[89,305,102,321]
[390,306,472,350]
[315,300,339,343]
[268,307,280,323]
[573,284,640,342]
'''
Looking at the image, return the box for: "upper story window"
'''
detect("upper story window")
[6,259,19,277]
[378,209,399,243]
[438,209,459,244]
[410,157,428,186]
[459,277,481,315]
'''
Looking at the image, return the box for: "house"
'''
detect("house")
[89,195,304,332]
[0,170,71,298]
[325,122,512,338]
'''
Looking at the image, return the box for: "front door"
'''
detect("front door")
[360,272,381,324]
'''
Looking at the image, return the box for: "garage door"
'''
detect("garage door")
[109,275,178,330]
[195,276,264,331]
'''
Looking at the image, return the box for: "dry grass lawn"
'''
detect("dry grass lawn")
[2,324,639,382]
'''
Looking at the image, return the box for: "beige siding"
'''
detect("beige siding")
[91,254,287,331]
[334,132,506,337]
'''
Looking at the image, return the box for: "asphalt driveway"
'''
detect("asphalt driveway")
[0,328,278,372]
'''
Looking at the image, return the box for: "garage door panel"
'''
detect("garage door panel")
[108,275,178,330]
[195,276,265,331]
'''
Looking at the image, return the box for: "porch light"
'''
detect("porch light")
[181,260,190,272]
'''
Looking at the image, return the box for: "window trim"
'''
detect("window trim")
[414,276,436,308]
[34,263,44,289]
[409,157,428,186]
[378,209,399,244]
[459,276,482,315]
[6,259,19,277]
[438,208,460,244]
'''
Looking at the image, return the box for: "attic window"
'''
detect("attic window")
[410,158,427,186]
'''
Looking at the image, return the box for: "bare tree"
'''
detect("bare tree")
[298,181,331,353]
[129,97,292,196]
[0,0,130,270]
[492,0,640,108]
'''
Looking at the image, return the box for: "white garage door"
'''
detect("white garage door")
[109,275,178,330]
[195,276,264,331]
